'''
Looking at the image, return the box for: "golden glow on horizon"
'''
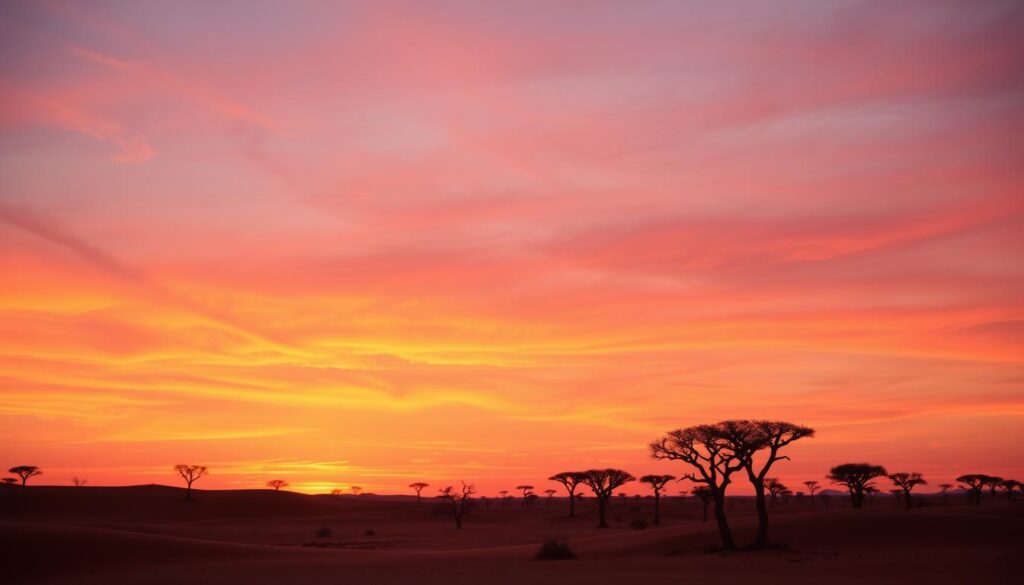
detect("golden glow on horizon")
[1,1,1022,495]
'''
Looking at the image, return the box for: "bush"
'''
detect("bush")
[629,518,649,530]
[535,538,575,560]
[316,526,333,538]
[364,529,376,536]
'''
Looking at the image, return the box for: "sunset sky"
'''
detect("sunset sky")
[1,1,1022,495]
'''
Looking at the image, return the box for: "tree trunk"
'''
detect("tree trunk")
[752,479,769,548]
[454,514,462,529]
[701,501,708,522]
[850,488,861,509]
[653,492,661,525]
[185,481,193,501]
[712,491,736,550]
[597,496,608,528]
[903,489,912,510]
[568,488,576,517]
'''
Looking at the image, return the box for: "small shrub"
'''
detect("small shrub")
[535,538,575,560]
[316,526,333,538]
[629,518,649,530]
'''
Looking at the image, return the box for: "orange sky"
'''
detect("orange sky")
[1,1,1022,495]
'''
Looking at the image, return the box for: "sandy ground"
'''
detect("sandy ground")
[2,485,1021,584]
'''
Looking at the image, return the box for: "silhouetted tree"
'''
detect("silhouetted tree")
[330,488,343,496]
[8,466,42,486]
[804,480,820,503]
[691,486,712,522]
[888,472,926,510]
[639,474,674,525]
[544,489,556,505]
[715,419,814,549]
[864,484,879,506]
[983,476,1003,499]
[580,469,635,528]
[938,483,953,505]
[498,490,510,505]
[173,464,208,500]
[827,463,887,509]
[71,477,86,487]
[437,482,476,529]
[409,482,429,503]
[998,479,1020,501]
[780,488,793,505]
[765,478,788,506]
[820,493,831,509]
[956,474,990,505]
[516,484,535,506]
[650,423,752,550]
[549,472,585,518]
[266,479,288,491]
[351,486,362,496]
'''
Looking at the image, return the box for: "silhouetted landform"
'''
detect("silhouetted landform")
[4,421,1023,584]
[1,483,1021,584]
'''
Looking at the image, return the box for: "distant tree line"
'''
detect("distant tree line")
[5,433,1021,546]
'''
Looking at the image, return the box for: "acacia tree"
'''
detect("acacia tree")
[549,472,585,518]
[650,423,750,550]
[938,483,953,505]
[173,464,208,500]
[330,488,343,496]
[864,484,879,506]
[888,472,926,510]
[956,474,990,505]
[580,469,635,528]
[498,490,510,505]
[765,478,788,506]
[351,486,362,496]
[983,476,1003,499]
[8,466,42,486]
[827,463,887,509]
[639,474,675,525]
[71,477,87,487]
[266,479,288,491]
[409,482,429,503]
[780,488,793,505]
[803,480,820,503]
[516,484,535,506]
[724,420,815,549]
[437,482,476,529]
[691,486,712,522]
[999,479,1021,500]
[544,489,556,505]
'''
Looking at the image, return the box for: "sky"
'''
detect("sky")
[1,0,1022,496]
